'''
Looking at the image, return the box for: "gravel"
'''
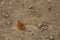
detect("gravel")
[37,21,48,28]
[2,13,9,18]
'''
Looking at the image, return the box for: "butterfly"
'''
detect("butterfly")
[17,20,25,30]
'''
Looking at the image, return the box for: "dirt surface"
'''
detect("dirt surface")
[0,0,60,40]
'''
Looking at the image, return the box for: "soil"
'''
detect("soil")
[0,0,60,40]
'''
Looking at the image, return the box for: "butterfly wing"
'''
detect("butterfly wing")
[17,20,25,30]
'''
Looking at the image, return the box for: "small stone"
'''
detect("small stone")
[7,21,12,25]
[47,39,49,40]
[9,1,13,5]
[37,22,48,28]
[8,6,12,10]
[47,36,54,40]
[29,4,33,9]
[5,14,9,18]
[2,13,9,18]
[29,6,33,9]
[31,10,36,13]
[40,36,44,38]
[49,36,54,40]
[40,36,45,40]
[42,22,48,27]
[6,20,12,25]
[37,23,42,28]
[1,1,4,4]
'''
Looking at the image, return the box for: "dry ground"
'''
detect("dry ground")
[0,0,60,40]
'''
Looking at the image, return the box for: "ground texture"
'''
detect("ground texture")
[0,0,60,40]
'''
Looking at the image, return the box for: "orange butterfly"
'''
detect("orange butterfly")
[17,20,25,30]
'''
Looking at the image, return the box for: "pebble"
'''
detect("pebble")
[40,36,45,40]
[8,6,12,10]
[8,1,13,10]
[37,22,48,28]
[5,20,12,26]
[42,22,48,27]
[49,36,54,40]
[1,1,4,5]
[37,22,42,28]
[2,13,9,18]
[29,6,33,9]
[29,4,33,9]
[47,36,54,40]
[9,1,13,5]
[31,12,41,18]
[7,21,12,25]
